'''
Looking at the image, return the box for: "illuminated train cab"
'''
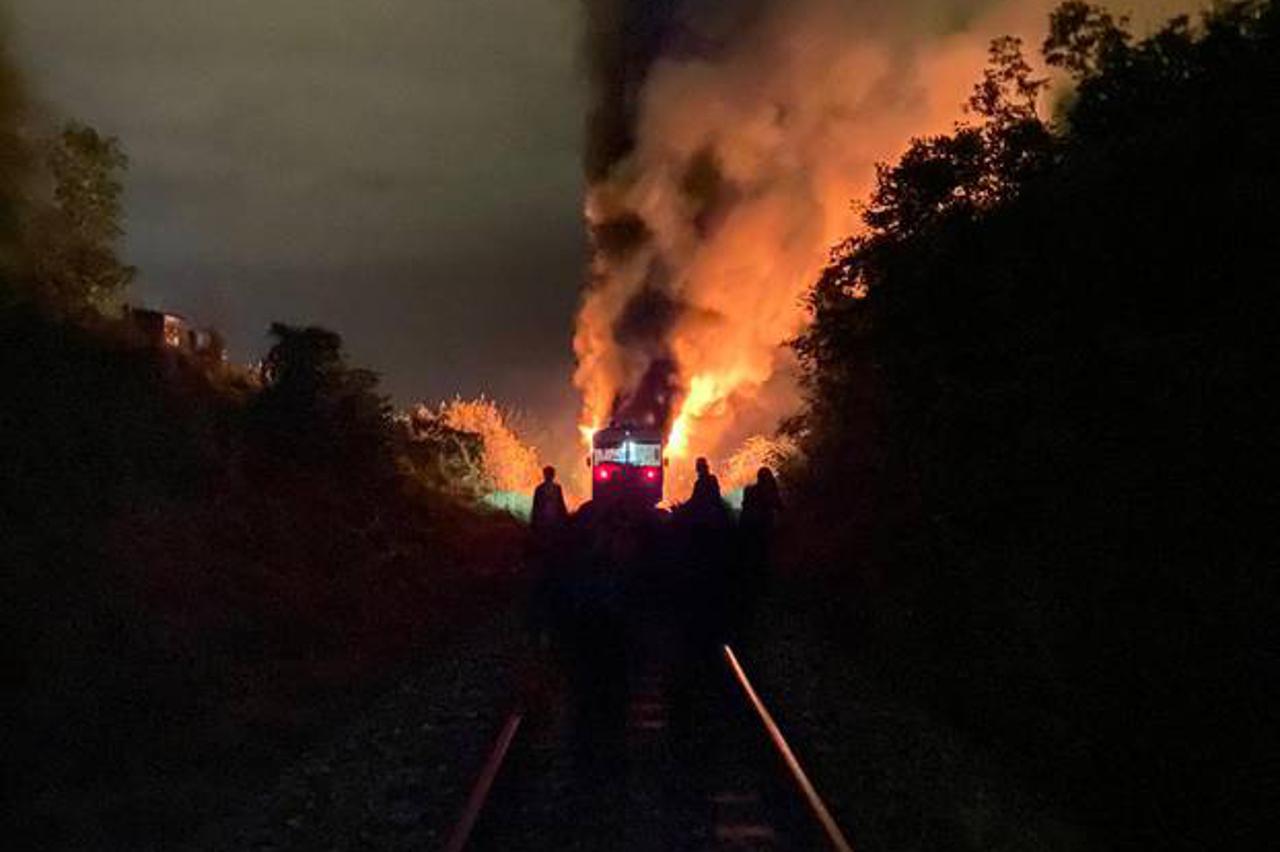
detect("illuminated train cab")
[589,424,666,505]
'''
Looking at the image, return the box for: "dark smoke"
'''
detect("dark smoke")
[612,280,679,348]
[581,1,771,435]
[681,147,740,238]
[580,1,774,178]
[611,356,678,429]
[580,0,686,181]
[610,284,679,428]
[590,210,650,259]
[580,0,686,430]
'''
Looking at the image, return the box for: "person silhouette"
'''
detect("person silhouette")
[732,466,783,641]
[740,466,782,537]
[527,465,570,654]
[680,457,731,650]
[531,465,568,536]
[689,456,722,511]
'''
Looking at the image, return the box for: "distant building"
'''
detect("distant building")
[127,306,226,362]
[129,307,187,347]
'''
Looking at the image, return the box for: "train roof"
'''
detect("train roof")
[592,423,664,445]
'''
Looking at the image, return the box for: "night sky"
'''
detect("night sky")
[7,0,586,432]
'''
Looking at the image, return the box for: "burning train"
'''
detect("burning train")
[589,423,666,505]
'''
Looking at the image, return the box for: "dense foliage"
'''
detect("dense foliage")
[252,322,395,471]
[789,2,1274,846]
[0,306,527,844]
[0,46,523,846]
[20,123,136,312]
[1,121,135,315]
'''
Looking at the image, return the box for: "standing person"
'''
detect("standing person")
[529,465,568,580]
[740,466,782,542]
[531,465,568,537]
[681,457,731,644]
[735,466,783,640]
[527,466,568,650]
[672,457,732,749]
[689,456,721,512]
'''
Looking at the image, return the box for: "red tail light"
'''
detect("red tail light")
[594,463,618,482]
[642,466,660,482]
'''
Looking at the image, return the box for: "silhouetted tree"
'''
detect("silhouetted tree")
[18,122,135,313]
[252,322,393,471]
[791,2,1275,845]
[1042,0,1132,79]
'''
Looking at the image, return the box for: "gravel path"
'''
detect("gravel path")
[180,584,1097,852]
[183,608,527,852]
[739,594,1095,852]
[467,622,821,851]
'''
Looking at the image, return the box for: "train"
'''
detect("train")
[589,423,666,505]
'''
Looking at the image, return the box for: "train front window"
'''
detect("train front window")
[593,438,661,467]
[626,441,661,466]
[592,445,625,465]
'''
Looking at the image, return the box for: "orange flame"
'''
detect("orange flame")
[434,397,543,494]
[573,0,1079,477]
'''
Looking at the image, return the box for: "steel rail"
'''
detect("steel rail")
[723,644,855,852]
[441,710,523,852]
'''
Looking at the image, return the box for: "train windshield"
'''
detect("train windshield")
[592,438,662,467]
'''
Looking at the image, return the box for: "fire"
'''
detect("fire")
[433,396,542,494]
[573,1,1198,479]
[722,434,797,494]
[572,1,1042,473]
[665,373,730,460]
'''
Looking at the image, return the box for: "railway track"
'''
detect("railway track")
[444,641,853,851]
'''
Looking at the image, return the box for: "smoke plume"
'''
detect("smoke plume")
[574,0,1201,470]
